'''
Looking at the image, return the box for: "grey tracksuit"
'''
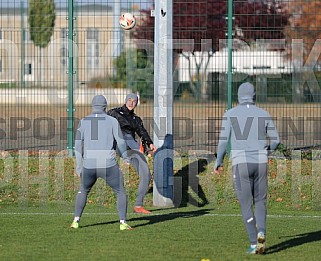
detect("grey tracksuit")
[107,96,153,207]
[215,82,280,245]
[74,95,130,221]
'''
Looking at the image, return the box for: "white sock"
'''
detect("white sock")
[120,220,126,224]
[251,244,257,248]
[73,217,80,222]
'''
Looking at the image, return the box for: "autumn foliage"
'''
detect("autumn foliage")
[134,0,289,52]
[284,1,321,59]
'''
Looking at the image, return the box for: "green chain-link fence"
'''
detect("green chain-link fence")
[0,0,320,154]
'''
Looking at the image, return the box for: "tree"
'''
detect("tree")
[284,1,321,59]
[112,49,154,99]
[284,1,321,102]
[28,0,56,85]
[134,0,289,101]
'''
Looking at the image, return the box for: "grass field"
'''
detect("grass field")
[1,153,321,260]
[0,205,320,261]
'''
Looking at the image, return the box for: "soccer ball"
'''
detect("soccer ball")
[119,13,136,30]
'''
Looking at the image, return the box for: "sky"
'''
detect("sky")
[0,0,153,9]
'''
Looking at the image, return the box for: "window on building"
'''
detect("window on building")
[61,28,68,69]
[24,63,32,75]
[24,29,30,42]
[0,59,2,73]
[86,28,99,71]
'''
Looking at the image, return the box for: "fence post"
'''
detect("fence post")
[226,0,234,155]
[153,0,174,207]
[67,0,74,157]
[227,0,233,110]
[20,1,25,89]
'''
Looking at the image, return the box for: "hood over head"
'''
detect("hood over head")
[238,82,255,104]
[92,95,107,112]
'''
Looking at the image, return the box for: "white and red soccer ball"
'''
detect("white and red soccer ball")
[119,12,136,30]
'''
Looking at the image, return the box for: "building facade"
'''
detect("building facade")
[0,5,133,88]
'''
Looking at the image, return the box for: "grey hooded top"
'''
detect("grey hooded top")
[74,95,129,174]
[215,82,280,168]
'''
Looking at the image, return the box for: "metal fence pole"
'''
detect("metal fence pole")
[226,0,234,155]
[153,0,174,207]
[20,1,25,89]
[67,0,74,156]
[227,0,233,110]
[113,0,122,71]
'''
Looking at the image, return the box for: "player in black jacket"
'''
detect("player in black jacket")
[107,93,156,214]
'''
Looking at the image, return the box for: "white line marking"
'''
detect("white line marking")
[0,212,320,218]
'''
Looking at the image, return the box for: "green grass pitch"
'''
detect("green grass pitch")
[0,205,320,261]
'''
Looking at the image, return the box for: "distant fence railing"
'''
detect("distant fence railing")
[0,87,131,105]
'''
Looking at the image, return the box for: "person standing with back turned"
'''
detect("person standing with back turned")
[71,95,133,230]
[214,82,280,254]
[108,93,156,214]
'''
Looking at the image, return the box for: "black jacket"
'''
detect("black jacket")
[107,105,153,148]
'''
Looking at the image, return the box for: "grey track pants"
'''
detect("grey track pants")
[74,165,128,221]
[128,149,152,207]
[232,162,268,245]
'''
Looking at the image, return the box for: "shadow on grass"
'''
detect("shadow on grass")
[266,230,321,254]
[81,208,213,229]
[173,154,215,208]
